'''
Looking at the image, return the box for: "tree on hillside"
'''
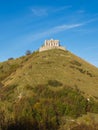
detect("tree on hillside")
[25,50,32,55]
[8,57,14,60]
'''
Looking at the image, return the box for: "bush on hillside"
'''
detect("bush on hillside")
[8,58,14,60]
[25,50,32,55]
[0,83,98,130]
[48,80,63,87]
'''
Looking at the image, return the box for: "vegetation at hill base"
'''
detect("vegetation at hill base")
[0,83,98,130]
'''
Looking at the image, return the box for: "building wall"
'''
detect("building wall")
[39,39,65,52]
[45,39,59,47]
[39,46,65,52]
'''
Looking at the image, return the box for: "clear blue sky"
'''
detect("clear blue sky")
[0,0,98,67]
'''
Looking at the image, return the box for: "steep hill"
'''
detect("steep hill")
[1,49,98,97]
[0,49,98,130]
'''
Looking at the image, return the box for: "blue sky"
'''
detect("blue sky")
[0,0,98,67]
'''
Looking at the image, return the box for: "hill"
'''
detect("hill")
[0,49,98,130]
[1,49,98,97]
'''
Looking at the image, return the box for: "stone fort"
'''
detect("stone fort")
[39,39,65,52]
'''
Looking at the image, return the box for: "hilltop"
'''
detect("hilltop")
[0,49,98,130]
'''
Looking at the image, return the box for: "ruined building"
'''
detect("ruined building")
[39,39,65,52]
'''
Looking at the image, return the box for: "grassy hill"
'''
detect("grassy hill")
[1,49,98,97]
[0,49,98,130]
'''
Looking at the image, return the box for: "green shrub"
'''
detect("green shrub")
[70,60,82,66]
[48,80,63,87]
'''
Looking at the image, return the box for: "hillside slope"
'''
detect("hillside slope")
[1,49,98,98]
[0,49,98,130]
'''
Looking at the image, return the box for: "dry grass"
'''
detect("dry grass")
[0,49,98,98]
